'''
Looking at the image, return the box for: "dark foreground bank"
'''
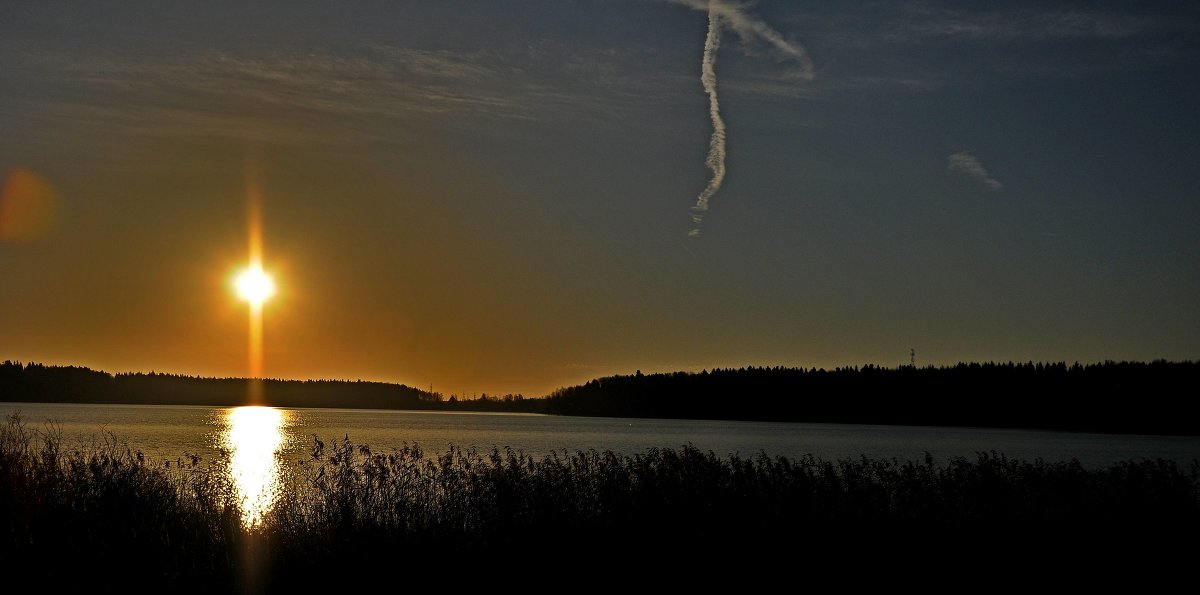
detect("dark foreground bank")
[2,414,1198,592]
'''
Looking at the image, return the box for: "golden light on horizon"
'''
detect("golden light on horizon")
[231,264,275,384]
[222,406,288,529]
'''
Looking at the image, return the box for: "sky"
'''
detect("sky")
[2,0,1198,397]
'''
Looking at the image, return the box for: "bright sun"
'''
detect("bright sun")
[235,266,276,306]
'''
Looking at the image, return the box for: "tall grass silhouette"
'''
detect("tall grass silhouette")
[0,413,241,590]
[3,413,1198,590]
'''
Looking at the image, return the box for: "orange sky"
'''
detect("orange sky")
[2,1,1197,397]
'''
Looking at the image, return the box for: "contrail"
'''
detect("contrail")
[674,0,814,237]
[689,6,725,237]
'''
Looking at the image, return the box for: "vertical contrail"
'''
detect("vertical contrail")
[689,5,724,238]
[675,0,813,238]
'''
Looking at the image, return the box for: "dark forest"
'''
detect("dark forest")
[2,360,1196,435]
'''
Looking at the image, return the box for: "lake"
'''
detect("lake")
[7,402,1198,527]
[6,402,1199,467]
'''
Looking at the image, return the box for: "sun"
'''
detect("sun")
[234,266,275,306]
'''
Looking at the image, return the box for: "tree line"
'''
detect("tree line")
[2,360,1197,434]
[0,361,538,412]
[543,361,1200,435]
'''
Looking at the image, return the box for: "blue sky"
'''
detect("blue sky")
[2,1,1197,396]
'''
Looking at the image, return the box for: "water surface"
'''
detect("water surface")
[6,402,1198,467]
[9,402,1198,527]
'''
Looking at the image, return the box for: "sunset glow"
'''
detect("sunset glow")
[235,267,275,306]
[6,2,1199,587]
[1,1,1196,399]
[240,157,271,389]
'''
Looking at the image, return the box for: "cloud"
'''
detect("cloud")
[948,151,1002,190]
[889,6,1160,43]
[689,5,726,234]
[670,0,815,80]
[671,0,814,237]
[0,43,680,146]
[772,3,1199,85]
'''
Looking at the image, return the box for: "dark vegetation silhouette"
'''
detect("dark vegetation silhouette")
[3,359,1198,434]
[0,360,538,413]
[544,360,1200,435]
[2,414,1197,590]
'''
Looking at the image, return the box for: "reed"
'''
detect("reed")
[0,413,241,590]
[3,413,1198,590]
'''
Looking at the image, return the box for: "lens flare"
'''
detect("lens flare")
[0,167,58,243]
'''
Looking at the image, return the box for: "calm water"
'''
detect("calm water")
[8,402,1198,527]
[6,402,1199,467]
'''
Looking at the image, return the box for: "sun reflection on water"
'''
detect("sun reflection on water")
[223,406,288,528]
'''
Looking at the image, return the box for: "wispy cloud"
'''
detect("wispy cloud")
[948,151,1002,190]
[0,43,680,145]
[767,3,1199,87]
[889,6,1161,43]
[671,0,814,237]
[671,0,815,79]
[689,5,726,237]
